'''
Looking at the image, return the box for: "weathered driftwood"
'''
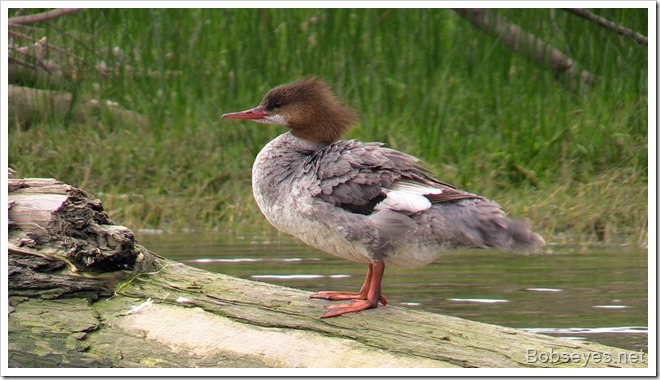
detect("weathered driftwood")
[7,174,647,369]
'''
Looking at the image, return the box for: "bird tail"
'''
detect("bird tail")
[433,199,545,252]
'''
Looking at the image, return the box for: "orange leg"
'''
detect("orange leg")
[309,262,387,318]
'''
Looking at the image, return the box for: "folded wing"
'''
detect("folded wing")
[306,140,482,216]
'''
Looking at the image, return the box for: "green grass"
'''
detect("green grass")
[8,8,648,244]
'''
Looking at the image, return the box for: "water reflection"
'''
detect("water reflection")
[137,231,648,352]
[447,298,510,303]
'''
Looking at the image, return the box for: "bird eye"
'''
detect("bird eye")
[271,101,283,110]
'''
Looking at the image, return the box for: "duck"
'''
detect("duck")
[222,77,545,318]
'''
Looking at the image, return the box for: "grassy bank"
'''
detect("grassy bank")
[8,8,648,245]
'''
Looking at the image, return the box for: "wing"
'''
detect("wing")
[305,140,482,216]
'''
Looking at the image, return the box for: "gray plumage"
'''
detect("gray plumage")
[252,132,544,268]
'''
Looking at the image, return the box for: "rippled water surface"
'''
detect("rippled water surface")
[137,232,648,352]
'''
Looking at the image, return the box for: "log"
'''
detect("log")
[6,173,648,369]
[8,85,147,130]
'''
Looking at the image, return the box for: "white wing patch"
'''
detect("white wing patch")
[374,180,443,213]
[375,190,431,213]
[389,180,443,196]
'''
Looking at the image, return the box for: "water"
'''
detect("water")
[137,232,648,352]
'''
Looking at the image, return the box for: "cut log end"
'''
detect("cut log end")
[8,173,160,300]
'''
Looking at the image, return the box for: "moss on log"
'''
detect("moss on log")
[7,172,648,369]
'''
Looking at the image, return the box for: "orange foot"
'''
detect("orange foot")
[309,290,388,305]
[321,299,379,318]
[310,262,386,318]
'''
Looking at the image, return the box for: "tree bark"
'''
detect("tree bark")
[453,8,598,90]
[7,173,647,368]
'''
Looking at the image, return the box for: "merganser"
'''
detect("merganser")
[222,77,545,318]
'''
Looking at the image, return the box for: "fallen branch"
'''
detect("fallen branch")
[565,8,648,47]
[8,8,83,25]
[454,8,598,89]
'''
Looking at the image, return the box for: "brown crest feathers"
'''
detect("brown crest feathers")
[263,77,359,144]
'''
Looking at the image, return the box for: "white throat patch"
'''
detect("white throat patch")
[257,114,288,126]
